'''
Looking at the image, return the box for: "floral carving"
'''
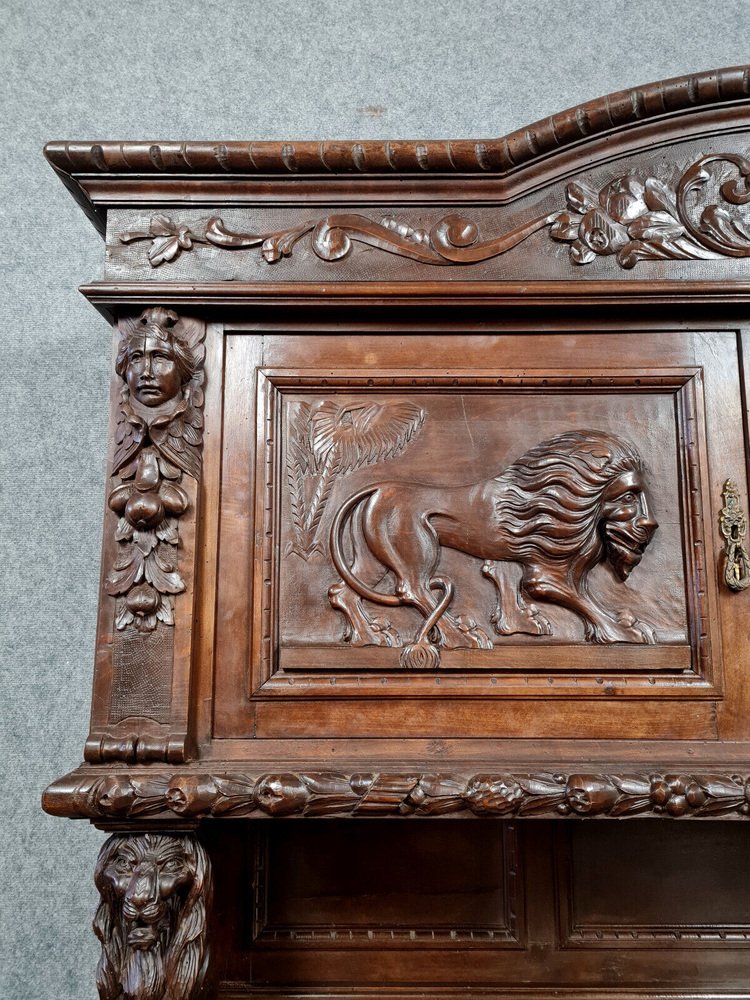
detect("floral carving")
[43,769,750,821]
[550,153,750,267]
[105,309,205,632]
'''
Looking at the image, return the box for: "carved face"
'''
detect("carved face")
[125,334,183,406]
[599,470,658,580]
[94,832,210,1000]
[102,837,193,952]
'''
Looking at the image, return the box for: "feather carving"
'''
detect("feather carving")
[287,399,425,559]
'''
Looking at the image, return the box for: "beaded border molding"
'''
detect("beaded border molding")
[43,770,750,821]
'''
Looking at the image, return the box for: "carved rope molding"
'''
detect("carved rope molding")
[42,67,750,179]
[105,308,205,633]
[118,153,750,271]
[43,770,750,820]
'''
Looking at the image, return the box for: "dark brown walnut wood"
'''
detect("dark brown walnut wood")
[94,832,212,1000]
[114,153,750,273]
[42,67,750,1000]
[43,767,750,821]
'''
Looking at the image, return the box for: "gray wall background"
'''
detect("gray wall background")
[1,1,748,996]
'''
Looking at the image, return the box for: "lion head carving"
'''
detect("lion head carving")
[93,832,211,1000]
[329,427,659,660]
[495,429,657,580]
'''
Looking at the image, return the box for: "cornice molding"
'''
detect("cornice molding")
[45,66,750,235]
[45,66,750,179]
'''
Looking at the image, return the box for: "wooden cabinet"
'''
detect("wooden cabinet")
[43,67,750,999]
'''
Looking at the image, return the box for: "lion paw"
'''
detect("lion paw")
[616,611,657,644]
[491,601,552,637]
[348,617,400,647]
[368,618,401,647]
[453,616,494,649]
[586,613,657,644]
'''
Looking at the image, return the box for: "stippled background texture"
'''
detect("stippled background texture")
[1,1,748,996]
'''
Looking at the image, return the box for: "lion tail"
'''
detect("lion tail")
[329,487,402,607]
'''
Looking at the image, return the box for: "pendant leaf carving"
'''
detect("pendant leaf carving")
[105,309,205,632]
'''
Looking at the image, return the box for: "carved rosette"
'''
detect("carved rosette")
[94,831,211,1000]
[118,153,750,272]
[44,769,750,821]
[104,309,205,633]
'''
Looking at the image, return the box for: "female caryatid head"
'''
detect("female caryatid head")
[115,307,198,407]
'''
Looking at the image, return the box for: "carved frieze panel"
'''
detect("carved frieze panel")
[243,367,713,698]
[43,768,750,821]
[106,146,750,281]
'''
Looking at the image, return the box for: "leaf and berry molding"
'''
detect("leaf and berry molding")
[118,153,750,272]
[104,309,205,633]
[43,769,750,821]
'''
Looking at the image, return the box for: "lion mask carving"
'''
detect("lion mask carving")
[93,833,211,1000]
[329,429,658,665]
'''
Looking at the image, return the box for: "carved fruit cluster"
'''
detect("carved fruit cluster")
[46,770,750,820]
[104,309,205,632]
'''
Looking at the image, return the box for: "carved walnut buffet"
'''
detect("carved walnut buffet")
[43,67,750,999]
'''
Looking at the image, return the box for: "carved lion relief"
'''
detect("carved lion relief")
[93,832,211,1000]
[327,429,658,668]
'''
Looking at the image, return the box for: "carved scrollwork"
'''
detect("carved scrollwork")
[94,831,211,1000]
[549,153,750,267]
[104,309,205,632]
[120,210,558,267]
[44,769,750,821]
[118,153,750,273]
[328,430,659,668]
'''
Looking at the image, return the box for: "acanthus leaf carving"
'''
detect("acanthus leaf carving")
[120,209,558,268]
[550,153,750,267]
[43,769,750,821]
[105,309,205,633]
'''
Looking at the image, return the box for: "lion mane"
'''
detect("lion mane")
[93,833,211,1000]
[494,429,644,560]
